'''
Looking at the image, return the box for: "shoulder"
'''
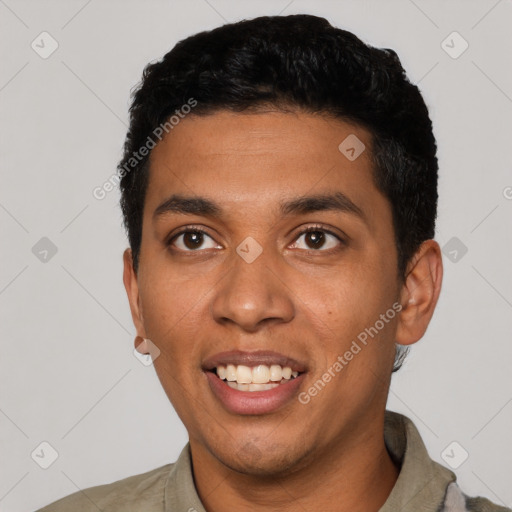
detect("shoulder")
[441,482,512,512]
[464,496,512,512]
[35,463,173,512]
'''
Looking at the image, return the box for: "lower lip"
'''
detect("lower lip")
[205,371,304,415]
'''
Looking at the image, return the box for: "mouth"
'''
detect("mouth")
[210,363,301,392]
[203,350,307,415]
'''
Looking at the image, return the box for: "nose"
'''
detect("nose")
[210,247,295,332]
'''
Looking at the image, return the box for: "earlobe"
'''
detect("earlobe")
[123,248,147,339]
[134,335,149,355]
[395,240,443,346]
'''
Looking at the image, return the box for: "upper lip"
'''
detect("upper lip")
[202,350,307,373]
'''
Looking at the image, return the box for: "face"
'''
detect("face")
[124,111,417,476]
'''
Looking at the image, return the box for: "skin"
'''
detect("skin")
[123,110,443,512]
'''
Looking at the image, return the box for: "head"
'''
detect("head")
[121,15,442,476]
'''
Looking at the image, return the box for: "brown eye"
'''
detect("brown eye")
[304,231,326,249]
[291,227,342,251]
[183,232,204,250]
[169,230,221,252]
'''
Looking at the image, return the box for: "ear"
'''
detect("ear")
[395,240,443,346]
[123,248,148,345]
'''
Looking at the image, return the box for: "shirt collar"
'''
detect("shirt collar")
[164,410,456,512]
[379,410,456,512]
[164,444,206,512]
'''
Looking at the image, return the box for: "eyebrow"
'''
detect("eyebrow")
[153,192,366,222]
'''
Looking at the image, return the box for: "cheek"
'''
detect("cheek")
[302,259,398,359]
[314,259,393,317]
[138,270,208,365]
[139,273,210,425]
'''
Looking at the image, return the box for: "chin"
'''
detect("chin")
[210,437,314,477]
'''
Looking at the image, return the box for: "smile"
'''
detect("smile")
[215,364,300,392]
[203,350,307,414]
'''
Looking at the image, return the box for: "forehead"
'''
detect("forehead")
[145,111,386,223]
[151,110,372,160]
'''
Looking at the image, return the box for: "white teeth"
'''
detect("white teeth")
[215,363,299,388]
[225,364,237,381]
[270,364,282,381]
[282,367,292,379]
[252,365,270,383]
[236,365,253,384]
[227,381,281,392]
[248,383,267,391]
[217,366,227,380]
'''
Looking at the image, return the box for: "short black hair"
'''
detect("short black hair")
[119,14,439,371]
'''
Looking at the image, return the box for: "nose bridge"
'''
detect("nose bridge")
[210,239,295,331]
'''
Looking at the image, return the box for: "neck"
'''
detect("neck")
[191,412,400,512]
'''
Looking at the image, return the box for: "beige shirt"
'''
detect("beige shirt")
[36,410,510,512]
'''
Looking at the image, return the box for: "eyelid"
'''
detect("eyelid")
[166,225,219,248]
[293,223,346,240]
[290,224,346,252]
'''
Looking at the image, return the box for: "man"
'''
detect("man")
[37,14,510,512]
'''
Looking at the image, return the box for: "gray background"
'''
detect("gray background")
[1,0,511,510]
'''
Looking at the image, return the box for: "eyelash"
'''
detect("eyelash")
[166,224,345,254]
